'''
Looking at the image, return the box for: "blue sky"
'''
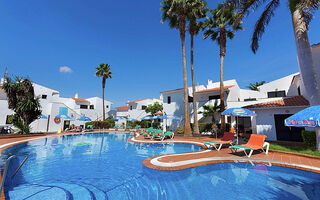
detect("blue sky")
[0,0,319,108]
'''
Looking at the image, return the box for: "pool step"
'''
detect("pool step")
[7,182,99,200]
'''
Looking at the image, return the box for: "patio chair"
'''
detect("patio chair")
[229,134,268,158]
[204,132,235,151]
[153,131,174,141]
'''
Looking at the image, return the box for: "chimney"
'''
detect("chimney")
[74,93,79,98]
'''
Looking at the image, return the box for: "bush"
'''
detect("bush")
[140,120,151,128]
[174,126,185,135]
[198,123,212,133]
[152,121,161,129]
[217,123,231,132]
[85,119,115,129]
[301,130,316,148]
[127,120,140,128]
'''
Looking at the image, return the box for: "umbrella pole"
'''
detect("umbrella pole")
[236,116,239,145]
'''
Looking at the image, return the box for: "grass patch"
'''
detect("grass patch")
[269,144,320,157]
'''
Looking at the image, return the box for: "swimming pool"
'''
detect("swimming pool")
[1,133,320,200]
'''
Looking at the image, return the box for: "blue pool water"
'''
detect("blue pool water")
[1,132,320,200]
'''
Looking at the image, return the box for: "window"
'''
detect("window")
[80,105,88,109]
[90,105,94,109]
[141,105,147,110]
[267,90,286,98]
[167,96,171,104]
[188,96,193,103]
[106,105,109,108]
[298,86,301,96]
[41,95,47,99]
[227,116,231,124]
[209,95,220,100]
[244,98,257,102]
[130,106,133,110]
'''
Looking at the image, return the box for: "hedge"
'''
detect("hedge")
[85,119,115,129]
[301,130,316,149]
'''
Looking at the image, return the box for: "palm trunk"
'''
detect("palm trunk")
[180,31,192,137]
[102,78,106,121]
[220,31,226,134]
[190,34,200,135]
[291,9,320,105]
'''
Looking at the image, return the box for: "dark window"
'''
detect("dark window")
[80,105,88,109]
[227,116,231,124]
[244,98,257,102]
[106,105,109,108]
[90,105,94,109]
[267,90,286,98]
[41,95,47,99]
[209,95,220,100]
[142,105,147,110]
[188,96,193,103]
[298,86,301,96]
[167,96,171,104]
[130,106,133,110]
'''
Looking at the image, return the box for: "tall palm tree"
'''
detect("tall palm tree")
[95,63,112,121]
[198,100,221,138]
[161,0,192,136]
[203,4,242,134]
[187,0,207,135]
[246,81,266,91]
[224,0,320,105]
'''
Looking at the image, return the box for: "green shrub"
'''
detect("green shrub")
[217,123,231,132]
[174,126,185,135]
[152,121,161,129]
[140,120,151,128]
[85,119,115,129]
[198,123,212,133]
[301,130,316,148]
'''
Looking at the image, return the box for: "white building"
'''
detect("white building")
[161,72,311,142]
[0,80,112,133]
[127,98,163,119]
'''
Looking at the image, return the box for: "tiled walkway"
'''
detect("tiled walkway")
[129,135,320,173]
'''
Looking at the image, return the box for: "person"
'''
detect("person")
[1,127,5,134]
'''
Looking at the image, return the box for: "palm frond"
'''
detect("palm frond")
[251,0,280,53]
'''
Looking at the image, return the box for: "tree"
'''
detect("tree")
[224,0,320,105]
[198,100,221,138]
[187,0,207,135]
[2,77,41,134]
[203,4,242,134]
[95,63,112,121]
[161,0,193,136]
[145,102,164,116]
[246,81,266,91]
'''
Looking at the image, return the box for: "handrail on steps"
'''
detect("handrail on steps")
[0,154,29,195]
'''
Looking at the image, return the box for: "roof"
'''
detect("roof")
[244,96,310,109]
[127,99,148,104]
[72,98,90,103]
[117,105,129,112]
[160,88,184,93]
[311,42,320,47]
[195,85,234,93]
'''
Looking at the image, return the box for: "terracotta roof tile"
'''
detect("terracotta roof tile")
[117,105,129,112]
[127,99,147,104]
[72,98,90,103]
[195,85,234,93]
[244,96,309,109]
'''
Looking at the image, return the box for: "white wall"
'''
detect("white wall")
[253,107,308,141]
[128,99,162,119]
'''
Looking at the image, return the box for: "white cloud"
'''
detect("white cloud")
[59,66,72,73]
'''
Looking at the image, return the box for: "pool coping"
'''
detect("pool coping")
[128,136,320,173]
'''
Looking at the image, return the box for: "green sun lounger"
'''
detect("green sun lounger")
[153,131,174,141]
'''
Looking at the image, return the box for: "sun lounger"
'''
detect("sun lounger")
[153,131,174,141]
[229,134,268,158]
[204,132,235,151]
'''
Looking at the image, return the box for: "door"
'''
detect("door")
[274,114,304,142]
[63,120,70,130]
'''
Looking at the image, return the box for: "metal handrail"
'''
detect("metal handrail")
[0,154,29,195]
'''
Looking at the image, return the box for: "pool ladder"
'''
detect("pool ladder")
[0,154,29,195]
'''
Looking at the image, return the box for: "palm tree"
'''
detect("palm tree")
[224,0,320,105]
[187,0,207,135]
[246,81,266,91]
[198,100,221,138]
[203,4,242,134]
[161,0,192,136]
[95,63,112,121]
